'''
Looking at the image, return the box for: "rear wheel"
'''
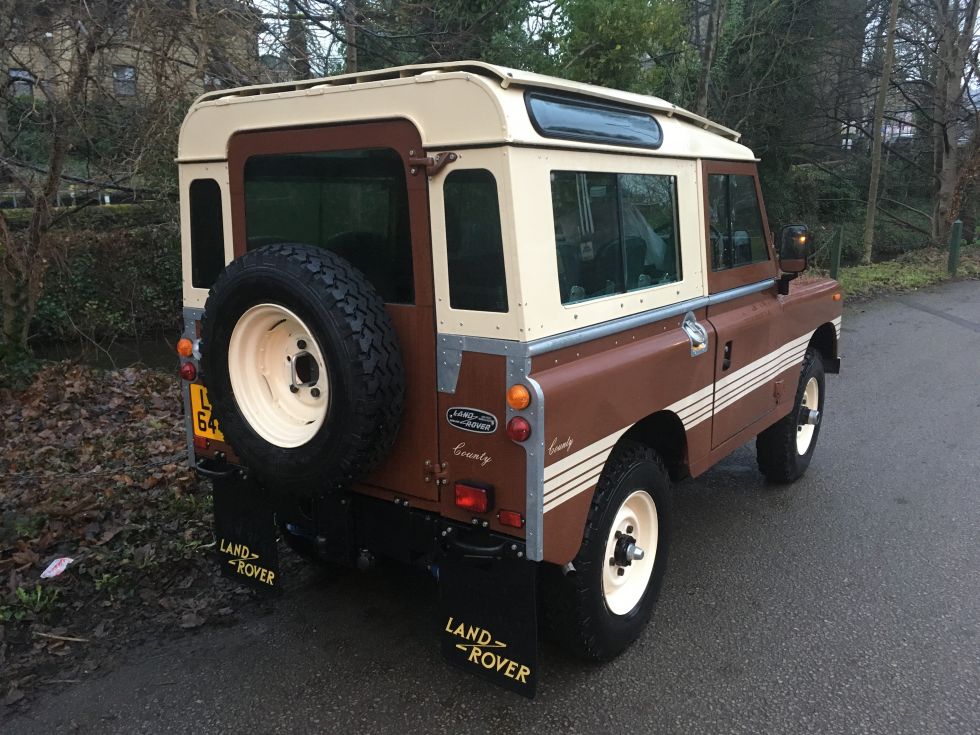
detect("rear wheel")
[541,441,672,661]
[756,347,826,483]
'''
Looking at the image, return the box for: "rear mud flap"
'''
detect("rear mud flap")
[438,550,538,698]
[211,474,280,595]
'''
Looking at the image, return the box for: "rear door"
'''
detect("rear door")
[702,161,781,449]
[228,120,441,500]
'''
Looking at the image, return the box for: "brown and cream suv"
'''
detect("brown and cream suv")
[176,61,842,696]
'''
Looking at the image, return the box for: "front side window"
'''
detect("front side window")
[551,171,680,304]
[708,173,768,271]
[112,65,136,96]
[243,148,414,304]
[444,169,507,312]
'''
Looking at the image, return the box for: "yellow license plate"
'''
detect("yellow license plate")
[190,384,224,442]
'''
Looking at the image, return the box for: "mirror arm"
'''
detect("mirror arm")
[777,271,799,296]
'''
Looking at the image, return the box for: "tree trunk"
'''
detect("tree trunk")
[694,0,726,117]
[860,0,900,265]
[286,0,311,79]
[930,0,979,245]
[344,0,358,74]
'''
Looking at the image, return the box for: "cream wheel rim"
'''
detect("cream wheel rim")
[796,376,819,455]
[602,489,658,616]
[228,303,329,448]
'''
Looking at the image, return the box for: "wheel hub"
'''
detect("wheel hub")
[795,376,820,455]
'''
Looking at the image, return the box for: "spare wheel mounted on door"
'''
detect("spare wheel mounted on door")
[200,242,405,495]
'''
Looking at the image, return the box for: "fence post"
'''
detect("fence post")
[948,219,963,277]
[830,227,844,280]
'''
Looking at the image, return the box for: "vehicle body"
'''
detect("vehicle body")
[176,61,842,696]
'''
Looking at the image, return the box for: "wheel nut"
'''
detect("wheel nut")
[289,385,299,393]
[617,568,625,577]
[297,339,307,349]
[626,525,634,534]
[311,388,320,398]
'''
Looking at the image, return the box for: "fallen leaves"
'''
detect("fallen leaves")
[0,362,243,708]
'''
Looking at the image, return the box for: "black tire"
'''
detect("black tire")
[541,441,672,661]
[200,243,404,495]
[756,347,825,483]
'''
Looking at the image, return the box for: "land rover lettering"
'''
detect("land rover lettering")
[447,407,498,434]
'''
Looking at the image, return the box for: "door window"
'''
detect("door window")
[243,148,414,304]
[708,173,768,271]
[550,171,681,304]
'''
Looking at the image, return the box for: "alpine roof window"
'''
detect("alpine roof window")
[526,92,663,150]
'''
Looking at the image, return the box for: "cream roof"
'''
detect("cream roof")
[177,61,756,163]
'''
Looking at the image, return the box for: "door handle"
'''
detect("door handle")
[722,341,733,370]
[681,311,708,357]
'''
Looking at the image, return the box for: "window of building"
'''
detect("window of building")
[551,171,681,304]
[527,93,663,150]
[9,69,33,97]
[189,179,225,289]
[707,174,769,271]
[243,148,414,304]
[443,169,508,312]
[112,65,136,96]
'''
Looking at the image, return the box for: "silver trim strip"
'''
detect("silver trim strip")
[438,278,775,365]
[506,355,545,561]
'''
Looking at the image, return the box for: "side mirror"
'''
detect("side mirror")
[779,225,810,274]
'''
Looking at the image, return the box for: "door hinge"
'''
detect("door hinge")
[424,459,449,485]
[408,150,458,177]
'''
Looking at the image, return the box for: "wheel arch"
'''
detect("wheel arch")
[620,410,689,481]
[809,322,840,374]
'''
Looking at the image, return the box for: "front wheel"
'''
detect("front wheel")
[756,347,826,483]
[541,441,672,661]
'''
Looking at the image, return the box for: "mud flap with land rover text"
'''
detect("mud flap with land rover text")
[211,473,280,594]
[439,546,538,698]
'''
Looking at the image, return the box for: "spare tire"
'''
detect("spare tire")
[200,243,404,494]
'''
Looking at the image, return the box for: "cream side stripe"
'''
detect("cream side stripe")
[714,342,809,406]
[543,467,605,512]
[544,427,627,481]
[544,448,612,496]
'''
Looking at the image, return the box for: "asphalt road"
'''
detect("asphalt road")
[7,280,980,734]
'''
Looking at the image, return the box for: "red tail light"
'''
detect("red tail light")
[498,509,524,528]
[193,435,209,450]
[506,417,531,442]
[455,482,492,513]
[179,362,197,381]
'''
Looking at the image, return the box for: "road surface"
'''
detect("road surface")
[6,280,980,734]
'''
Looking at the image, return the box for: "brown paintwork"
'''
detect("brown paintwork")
[227,120,442,501]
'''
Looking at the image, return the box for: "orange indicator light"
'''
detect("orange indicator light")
[506,384,531,410]
[177,338,194,357]
[833,293,842,301]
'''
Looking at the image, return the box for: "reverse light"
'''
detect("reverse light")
[455,482,492,514]
[506,384,531,410]
[498,509,524,528]
[179,362,197,381]
[177,338,194,357]
[506,416,531,442]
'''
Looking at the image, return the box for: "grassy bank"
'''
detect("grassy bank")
[829,247,980,300]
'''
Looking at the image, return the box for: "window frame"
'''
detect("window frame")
[9,69,33,97]
[112,65,137,97]
[701,160,777,294]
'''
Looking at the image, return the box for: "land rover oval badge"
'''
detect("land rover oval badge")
[447,407,498,434]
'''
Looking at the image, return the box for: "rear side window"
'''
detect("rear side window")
[243,148,414,304]
[551,171,681,304]
[189,179,225,289]
[444,169,508,312]
[707,174,769,271]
